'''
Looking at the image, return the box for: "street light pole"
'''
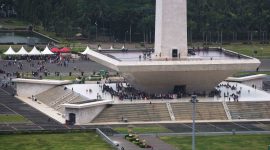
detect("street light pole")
[191,95,198,150]
[124,31,128,47]
[95,21,98,41]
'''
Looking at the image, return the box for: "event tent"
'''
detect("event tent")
[41,46,54,55]
[98,46,102,50]
[4,46,16,55]
[28,46,41,55]
[110,46,114,50]
[81,46,92,55]
[16,46,28,55]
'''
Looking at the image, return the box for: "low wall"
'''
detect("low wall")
[226,74,267,90]
[12,78,72,97]
[32,30,60,43]
[64,100,113,125]
[96,129,118,149]
[16,82,55,97]
[65,105,106,124]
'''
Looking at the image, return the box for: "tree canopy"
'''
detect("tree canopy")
[1,0,270,43]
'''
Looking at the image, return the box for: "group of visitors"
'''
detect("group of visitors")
[216,82,242,102]
[101,83,181,101]
[1,54,76,79]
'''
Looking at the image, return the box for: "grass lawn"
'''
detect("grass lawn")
[114,125,172,134]
[0,19,28,29]
[222,43,270,58]
[211,43,270,59]
[191,42,270,58]
[233,71,270,77]
[1,19,270,59]
[43,76,77,81]
[161,134,270,150]
[0,114,30,123]
[0,132,113,150]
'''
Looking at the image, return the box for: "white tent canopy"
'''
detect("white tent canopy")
[110,45,114,50]
[16,46,28,55]
[81,46,93,55]
[41,46,54,55]
[4,46,16,55]
[28,46,41,55]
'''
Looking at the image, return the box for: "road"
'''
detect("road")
[259,59,270,71]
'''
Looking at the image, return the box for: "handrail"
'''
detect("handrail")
[166,102,175,121]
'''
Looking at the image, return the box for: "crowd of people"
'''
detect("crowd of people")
[1,54,76,79]
[101,83,185,101]
[216,82,242,102]
[98,80,263,102]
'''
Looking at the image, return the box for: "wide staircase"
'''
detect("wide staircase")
[227,101,270,119]
[35,86,88,113]
[171,102,228,120]
[35,86,70,105]
[92,103,171,123]
[0,87,66,130]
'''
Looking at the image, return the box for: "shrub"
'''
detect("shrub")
[124,134,152,149]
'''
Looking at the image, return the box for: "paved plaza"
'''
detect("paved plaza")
[0,59,112,77]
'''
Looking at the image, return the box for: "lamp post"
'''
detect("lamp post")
[27,37,30,46]
[124,31,128,47]
[191,95,198,150]
[95,22,98,41]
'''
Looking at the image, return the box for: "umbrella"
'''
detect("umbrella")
[60,47,71,53]
[51,47,60,53]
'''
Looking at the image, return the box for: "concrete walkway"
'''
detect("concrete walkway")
[16,96,65,124]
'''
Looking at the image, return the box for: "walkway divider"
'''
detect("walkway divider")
[32,30,60,43]
[222,101,232,120]
[166,102,175,121]
[96,128,119,149]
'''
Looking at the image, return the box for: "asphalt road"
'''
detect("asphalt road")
[259,59,270,71]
